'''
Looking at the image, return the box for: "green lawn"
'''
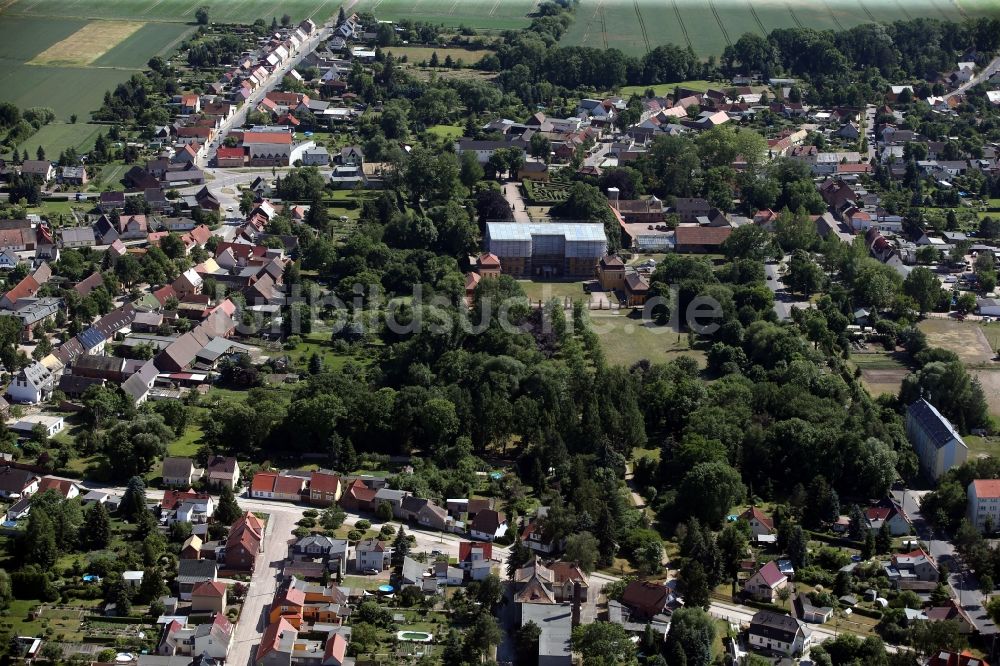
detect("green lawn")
[425,124,464,140]
[592,311,707,368]
[91,163,128,191]
[518,280,589,304]
[965,435,1000,459]
[285,331,371,372]
[167,424,204,458]
[618,80,726,96]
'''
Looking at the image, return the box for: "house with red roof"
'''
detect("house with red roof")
[194,614,234,660]
[191,580,227,614]
[621,580,677,620]
[339,478,377,513]
[745,560,788,603]
[269,586,306,627]
[323,634,347,666]
[251,471,306,501]
[37,476,80,499]
[225,511,264,571]
[243,131,293,166]
[864,501,910,536]
[739,506,775,538]
[180,94,200,114]
[215,146,245,168]
[309,470,342,506]
[968,479,1000,532]
[889,548,938,583]
[255,618,296,666]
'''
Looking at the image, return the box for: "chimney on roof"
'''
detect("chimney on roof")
[571,580,582,628]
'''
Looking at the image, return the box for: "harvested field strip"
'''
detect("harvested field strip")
[30,21,145,66]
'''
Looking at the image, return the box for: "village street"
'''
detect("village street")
[201,22,333,166]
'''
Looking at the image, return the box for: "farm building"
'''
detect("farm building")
[484,222,607,278]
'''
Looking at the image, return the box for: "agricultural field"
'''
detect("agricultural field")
[560,0,1000,58]
[0,13,191,124]
[0,0,338,24]
[14,122,105,158]
[352,0,538,31]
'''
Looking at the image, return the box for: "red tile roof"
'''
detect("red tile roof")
[4,275,39,303]
[310,471,340,494]
[740,506,774,531]
[161,489,211,510]
[674,225,732,247]
[243,132,292,145]
[324,634,347,665]
[216,147,245,160]
[755,560,786,587]
[459,541,492,562]
[275,586,305,607]
[191,581,227,598]
[257,619,295,662]
[37,477,76,498]
[972,479,1000,499]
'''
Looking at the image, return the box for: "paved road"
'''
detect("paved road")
[202,23,332,166]
[584,141,611,168]
[76,476,909,655]
[895,489,996,635]
[946,55,1000,100]
[501,181,531,224]
[228,509,296,666]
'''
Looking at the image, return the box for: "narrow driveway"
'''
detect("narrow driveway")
[765,258,810,321]
[502,181,531,224]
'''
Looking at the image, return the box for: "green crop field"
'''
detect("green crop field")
[92,21,193,67]
[352,0,538,30]
[1,0,339,24]
[15,122,105,158]
[0,10,191,132]
[559,0,1000,57]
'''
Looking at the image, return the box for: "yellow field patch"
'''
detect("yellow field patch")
[29,20,145,66]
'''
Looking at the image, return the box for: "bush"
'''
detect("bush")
[303,509,318,518]
[355,519,371,531]
[297,517,316,528]
[380,524,396,537]
[347,529,363,541]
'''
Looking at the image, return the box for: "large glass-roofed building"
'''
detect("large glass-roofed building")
[484,222,607,278]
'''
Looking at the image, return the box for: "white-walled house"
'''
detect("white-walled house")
[906,398,968,481]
